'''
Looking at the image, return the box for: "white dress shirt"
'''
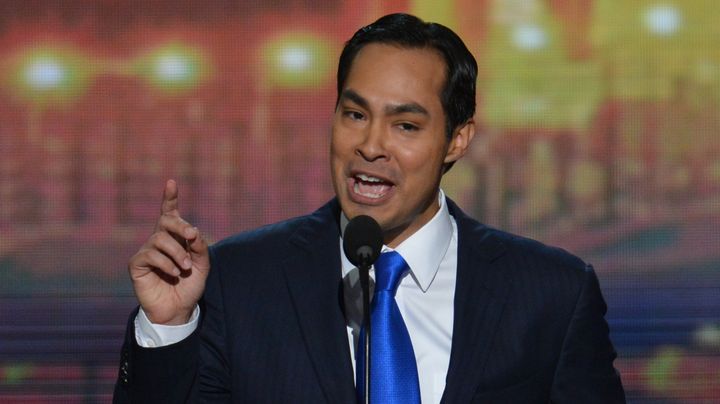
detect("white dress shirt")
[341,190,457,403]
[136,190,458,404]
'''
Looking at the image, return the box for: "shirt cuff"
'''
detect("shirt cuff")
[134,305,200,348]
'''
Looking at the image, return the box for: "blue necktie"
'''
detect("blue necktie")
[357,251,421,403]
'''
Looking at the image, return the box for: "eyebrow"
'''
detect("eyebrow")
[385,102,428,116]
[339,89,369,110]
[339,89,430,117]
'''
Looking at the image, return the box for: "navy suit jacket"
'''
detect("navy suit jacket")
[114,198,625,403]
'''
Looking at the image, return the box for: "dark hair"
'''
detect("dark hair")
[336,13,477,140]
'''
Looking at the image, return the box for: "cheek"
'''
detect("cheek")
[397,143,445,172]
[329,139,343,167]
[329,136,350,179]
[330,130,353,158]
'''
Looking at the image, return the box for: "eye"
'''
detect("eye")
[343,110,365,121]
[397,122,419,132]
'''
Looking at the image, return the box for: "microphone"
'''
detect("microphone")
[343,215,383,267]
[342,215,382,404]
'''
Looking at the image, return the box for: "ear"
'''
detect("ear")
[444,119,476,165]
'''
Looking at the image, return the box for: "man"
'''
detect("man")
[114,13,625,403]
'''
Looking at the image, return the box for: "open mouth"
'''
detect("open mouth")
[351,173,394,200]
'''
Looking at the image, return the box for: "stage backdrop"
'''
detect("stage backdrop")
[1,1,718,402]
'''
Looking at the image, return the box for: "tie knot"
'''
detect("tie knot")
[374,251,409,294]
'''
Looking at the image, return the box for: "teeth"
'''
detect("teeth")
[354,182,385,199]
[352,173,392,200]
[357,173,383,183]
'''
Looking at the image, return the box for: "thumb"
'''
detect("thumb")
[186,228,209,266]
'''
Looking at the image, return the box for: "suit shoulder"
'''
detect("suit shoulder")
[208,199,340,263]
[458,215,590,282]
[449,198,589,277]
[210,214,312,256]
[461,221,595,307]
[495,228,587,273]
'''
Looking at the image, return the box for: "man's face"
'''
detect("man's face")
[331,43,473,247]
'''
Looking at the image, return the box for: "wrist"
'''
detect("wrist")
[144,307,194,326]
[136,305,200,347]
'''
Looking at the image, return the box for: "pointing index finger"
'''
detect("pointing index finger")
[161,179,180,216]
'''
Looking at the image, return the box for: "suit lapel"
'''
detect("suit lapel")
[277,198,513,402]
[441,201,513,403]
[280,200,357,403]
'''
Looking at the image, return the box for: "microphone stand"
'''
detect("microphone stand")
[358,253,372,404]
[343,215,381,404]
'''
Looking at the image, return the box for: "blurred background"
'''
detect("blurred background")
[0,0,718,402]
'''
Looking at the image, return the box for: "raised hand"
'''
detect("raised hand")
[128,180,210,325]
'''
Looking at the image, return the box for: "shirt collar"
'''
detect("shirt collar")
[340,190,453,292]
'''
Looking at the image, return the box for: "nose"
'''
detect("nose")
[356,122,387,162]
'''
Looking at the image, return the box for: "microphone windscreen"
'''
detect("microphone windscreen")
[343,215,383,267]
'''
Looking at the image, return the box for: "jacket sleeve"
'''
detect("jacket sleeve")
[112,307,201,404]
[549,266,626,403]
[113,247,231,403]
